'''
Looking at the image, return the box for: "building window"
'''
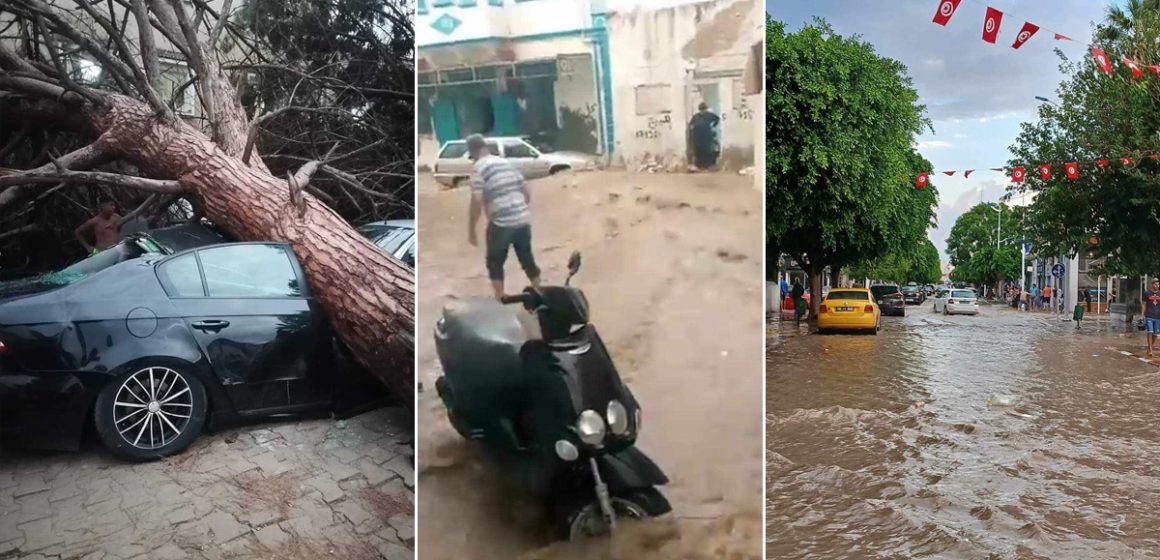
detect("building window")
[418,0,428,13]
[634,84,671,116]
[488,0,502,5]
[457,0,477,5]
[432,0,453,7]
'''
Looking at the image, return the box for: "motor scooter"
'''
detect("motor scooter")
[434,251,671,539]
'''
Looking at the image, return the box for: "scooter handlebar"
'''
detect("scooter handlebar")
[500,294,529,305]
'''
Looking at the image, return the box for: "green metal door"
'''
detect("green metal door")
[491,93,517,136]
[433,98,460,145]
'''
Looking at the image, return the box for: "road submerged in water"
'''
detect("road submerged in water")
[767,305,1160,559]
[417,170,764,559]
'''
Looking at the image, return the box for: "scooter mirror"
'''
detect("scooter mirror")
[567,251,582,275]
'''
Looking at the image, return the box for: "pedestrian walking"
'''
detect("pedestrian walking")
[1029,285,1038,311]
[791,279,806,328]
[1142,279,1160,357]
[1084,288,1092,313]
[464,133,541,300]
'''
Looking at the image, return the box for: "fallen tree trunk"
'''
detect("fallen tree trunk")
[5,92,415,407]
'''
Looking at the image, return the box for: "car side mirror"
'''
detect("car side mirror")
[567,251,582,274]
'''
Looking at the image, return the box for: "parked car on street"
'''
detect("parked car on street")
[869,284,906,317]
[817,288,881,335]
[0,224,386,459]
[900,285,925,305]
[432,136,594,187]
[358,219,415,268]
[933,289,979,315]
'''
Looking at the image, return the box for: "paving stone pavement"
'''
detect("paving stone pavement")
[0,407,414,560]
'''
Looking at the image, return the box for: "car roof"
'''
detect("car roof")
[139,223,231,254]
[442,136,525,145]
[828,287,871,293]
[359,219,414,230]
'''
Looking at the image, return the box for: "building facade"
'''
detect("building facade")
[416,0,760,170]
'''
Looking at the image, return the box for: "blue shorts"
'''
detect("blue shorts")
[1147,317,1160,334]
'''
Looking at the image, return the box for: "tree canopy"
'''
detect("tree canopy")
[1008,0,1160,277]
[766,17,938,310]
[946,203,1024,288]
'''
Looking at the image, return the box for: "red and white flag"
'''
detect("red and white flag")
[1123,56,1144,78]
[943,171,956,176]
[1012,22,1040,49]
[1092,48,1113,74]
[1096,159,1109,167]
[1038,164,1052,180]
[1121,157,1133,165]
[916,173,930,188]
[932,0,963,26]
[1065,162,1079,180]
[982,7,1004,44]
[1054,33,1073,41]
[1150,154,1160,160]
[964,170,975,178]
[1011,166,1026,182]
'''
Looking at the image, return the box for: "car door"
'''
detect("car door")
[503,139,550,179]
[157,243,330,415]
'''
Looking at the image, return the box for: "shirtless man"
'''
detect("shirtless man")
[75,199,126,254]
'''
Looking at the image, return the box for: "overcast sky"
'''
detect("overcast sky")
[767,0,1122,259]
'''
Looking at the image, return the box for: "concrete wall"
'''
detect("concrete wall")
[605,0,758,169]
[553,54,601,153]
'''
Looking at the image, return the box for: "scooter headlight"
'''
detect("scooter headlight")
[555,440,579,461]
[607,400,629,435]
[577,409,606,446]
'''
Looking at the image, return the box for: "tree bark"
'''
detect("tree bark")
[807,261,822,323]
[829,264,841,290]
[87,94,414,405]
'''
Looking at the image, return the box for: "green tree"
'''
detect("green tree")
[1009,0,1160,277]
[946,203,1023,289]
[766,18,937,318]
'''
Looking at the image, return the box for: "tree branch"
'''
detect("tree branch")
[0,171,185,194]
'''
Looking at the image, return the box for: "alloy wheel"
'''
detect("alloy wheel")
[112,367,193,450]
[569,497,649,540]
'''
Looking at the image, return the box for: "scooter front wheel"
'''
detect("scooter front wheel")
[559,487,667,541]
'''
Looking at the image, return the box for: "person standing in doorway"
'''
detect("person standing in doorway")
[1143,279,1160,357]
[465,134,541,300]
[688,102,720,171]
[1083,288,1092,313]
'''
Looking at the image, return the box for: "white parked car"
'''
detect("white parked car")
[432,136,594,187]
[933,289,979,315]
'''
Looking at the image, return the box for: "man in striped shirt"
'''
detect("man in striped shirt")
[465,134,541,299]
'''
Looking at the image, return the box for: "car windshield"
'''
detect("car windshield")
[439,142,468,159]
[870,286,899,296]
[522,136,556,153]
[901,286,918,293]
[827,290,869,301]
[952,290,976,299]
[0,241,150,300]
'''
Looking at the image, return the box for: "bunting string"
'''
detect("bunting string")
[913,152,1160,188]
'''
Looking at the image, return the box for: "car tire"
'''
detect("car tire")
[93,363,208,461]
[451,177,467,189]
[549,165,571,175]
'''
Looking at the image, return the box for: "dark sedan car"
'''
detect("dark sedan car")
[869,284,906,317]
[0,225,383,460]
[901,285,925,305]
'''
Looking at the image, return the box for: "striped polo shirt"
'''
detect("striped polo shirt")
[472,155,531,228]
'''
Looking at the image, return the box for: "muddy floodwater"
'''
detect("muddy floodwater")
[417,170,764,559]
[768,306,1160,558]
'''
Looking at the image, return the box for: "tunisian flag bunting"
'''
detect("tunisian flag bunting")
[943,171,956,176]
[932,0,963,26]
[1011,166,1026,182]
[1092,48,1113,74]
[964,170,975,178]
[1123,56,1144,78]
[1012,22,1039,49]
[982,7,1004,44]
[916,173,930,188]
[1121,157,1133,165]
[1065,162,1079,179]
[1038,164,1052,180]
[1054,33,1073,41]
[1096,159,1109,167]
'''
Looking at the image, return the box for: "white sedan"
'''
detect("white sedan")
[933,289,979,315]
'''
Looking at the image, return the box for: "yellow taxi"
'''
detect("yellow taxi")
[816,288,881,335]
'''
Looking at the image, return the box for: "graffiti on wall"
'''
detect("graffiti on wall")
[634,114,672,139]
[558,103,600,153]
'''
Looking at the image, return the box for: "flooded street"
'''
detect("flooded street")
[416,170,764,559]
[768,305,1160,559]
